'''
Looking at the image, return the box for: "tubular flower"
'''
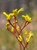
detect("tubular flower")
[17,8,24,15]
[3,12,8,18]
[26,31,33,43]
[13,9,18,17]
[16,20,18,23]
[16,26,20,32]
[6,22,10,29]
[26,38,30,43]
[11,27,14,32]
[12,8,24,17]
[3,12,14,20]
[13,16,15,19]
[9,13,14,17]
[22,14,31,22]
[29,31,34,38]
[24,30,27,35]
[13,9,18,13]
[18,35,22,42]
[12,22,15,27]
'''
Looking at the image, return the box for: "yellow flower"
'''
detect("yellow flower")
[3,12,8,18]
[9,13,14,17]
[22,15,25,18]
[24,30,27,35]
[28,17,31,22]
[3,8,24,19]
[16,26,19,32]
[13,9,18,17]
[26,38,30,43]
[18,35,22,42]
[22,15,28,21]
[26,31,34,43]
[3,12,14,20]
[16,20,18,23]
[13,9,18,13]
[29,31,34,38]
[22,14,31,22]
[13,16,15,19]
[6,22,10,29]
[12,22,15,27]
[11,27,14,32]
[12,8,24,17]
[26,14,31,22]
[17,8,24,15]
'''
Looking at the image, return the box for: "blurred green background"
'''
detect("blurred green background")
[0,0,37,50]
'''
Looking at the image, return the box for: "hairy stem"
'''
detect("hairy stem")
[19,43,22,50]
[20,22,29,33]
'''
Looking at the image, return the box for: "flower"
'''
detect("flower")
[3,12,14,20]
[12,8,24,17]
[24,30,27,35]
[13,9,18,17]
[26,31,33,43]
[26,38,30,43]
[16,26,19,32]
[13,9,18,13]
[29,31,34,38]
[12,22,15,27]
[3,12,8,18]
[17,8,24,15]
[9,13,14,17]
[16,20,18,23]
[22,14,31,22]
[18,35,22,42]
[11,27,14,32]
[6,22,10,29]
[13,16,15,19]
[3,8,24,20]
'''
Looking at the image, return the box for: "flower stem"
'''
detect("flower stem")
[19,43,22,50]
[20,22,29,33]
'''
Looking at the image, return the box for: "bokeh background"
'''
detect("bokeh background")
[0,0,37,50]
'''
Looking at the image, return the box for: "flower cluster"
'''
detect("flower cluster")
[24,31,33,43]
[3,8,33,50]
[3,8,23,21]
[22,14,31,22]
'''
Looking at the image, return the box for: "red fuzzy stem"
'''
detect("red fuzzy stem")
[19,43,22,50]
[8,20,25,49]
[8,29,16,36]
[24,43,28,48]
[8,20,19,34]
[17,19,21,29]
[20,22,29,33]
[20,21,25,28]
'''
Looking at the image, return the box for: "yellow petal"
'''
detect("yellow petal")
[3,12,8,18]
[28,17,31,22]
[13,9,18,13]
[17,8,24,14]
[26,38,30,43]
[9,13,14,17]
[29,31,34,38]
[22,15,25,18]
